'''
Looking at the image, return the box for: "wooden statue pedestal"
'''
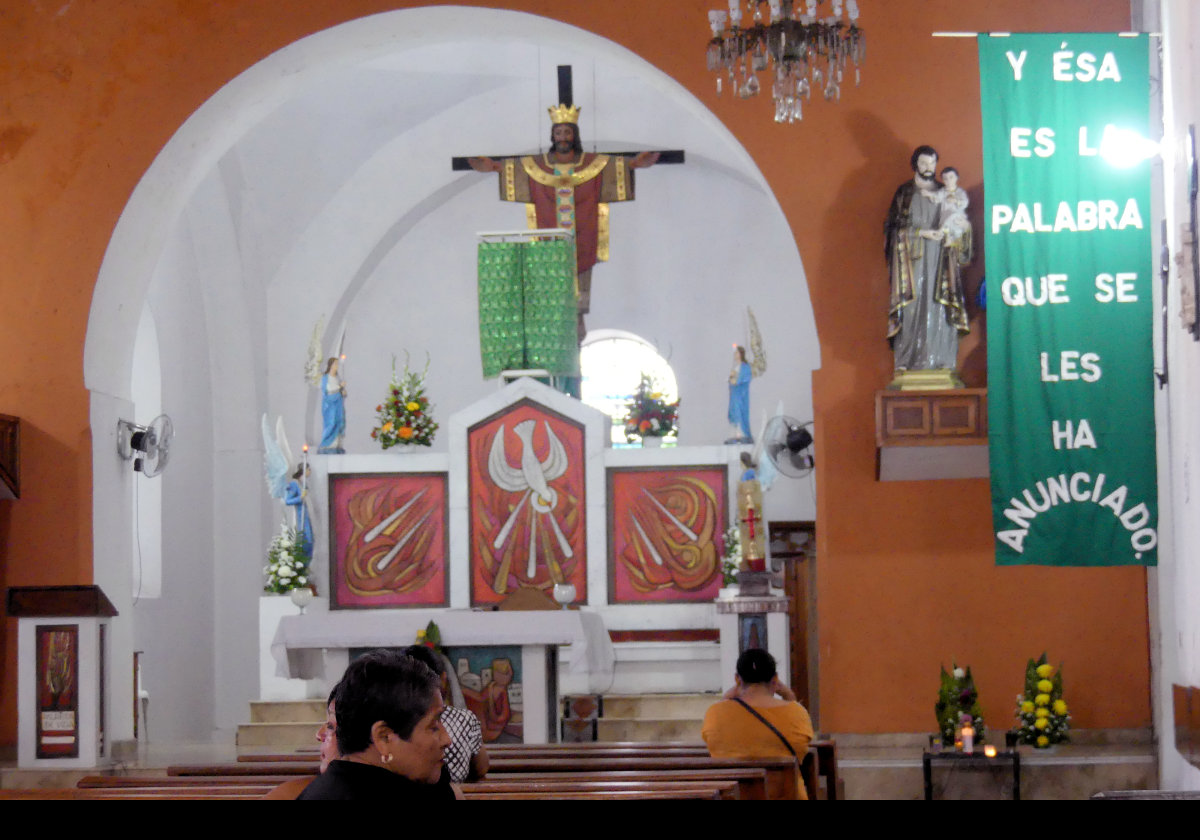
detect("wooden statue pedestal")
[875,388,988,481]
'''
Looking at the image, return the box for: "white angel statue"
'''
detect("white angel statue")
[262,414,312,558]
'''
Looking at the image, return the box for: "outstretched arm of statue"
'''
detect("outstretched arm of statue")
[629,150,661,169]
[468,156,503,173]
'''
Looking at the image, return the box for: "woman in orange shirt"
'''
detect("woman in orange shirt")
[701,648,814,799]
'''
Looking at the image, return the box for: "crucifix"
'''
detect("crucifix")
[737,473,767,572]
[453,66,684,342]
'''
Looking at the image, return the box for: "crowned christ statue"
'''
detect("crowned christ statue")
[457,66,682,347]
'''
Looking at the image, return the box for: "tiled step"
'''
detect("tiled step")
[600,693,717,719]
[236,721,322,748]
[249,700,326,723]
[597,717,705,742]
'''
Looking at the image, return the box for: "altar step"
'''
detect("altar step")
[566,692,717,744]
[236,693,719,748]
[236,700,326,748]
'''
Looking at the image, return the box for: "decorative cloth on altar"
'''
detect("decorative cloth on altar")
[270,608,614,689]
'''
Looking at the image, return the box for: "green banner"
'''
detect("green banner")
[979,33,1156,566]
[478,239,579,378]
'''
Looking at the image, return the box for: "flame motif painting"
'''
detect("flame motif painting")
[329,473,448,608]
[36,624,79,758]
[469,400,586,606]
[609,467,726,603]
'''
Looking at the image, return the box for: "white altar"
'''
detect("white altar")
[259,378,782,728]
[271,607,613,743]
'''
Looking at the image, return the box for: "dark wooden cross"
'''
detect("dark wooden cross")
[451,65,684,170]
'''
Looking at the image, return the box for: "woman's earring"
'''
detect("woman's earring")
[381,752,393,765]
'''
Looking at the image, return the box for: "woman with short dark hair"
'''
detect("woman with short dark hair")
[298,650,454,800]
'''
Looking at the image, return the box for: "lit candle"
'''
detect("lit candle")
[301,444,309,494]
[961,724,975,754]
[984,744,997,758]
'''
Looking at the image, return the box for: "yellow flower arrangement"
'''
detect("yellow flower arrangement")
[1016,653,1070,748]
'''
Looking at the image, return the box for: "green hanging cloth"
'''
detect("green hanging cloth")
[477,238,580,378]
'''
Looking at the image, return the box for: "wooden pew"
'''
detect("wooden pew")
[485,755,805,800]
[78,775,299,787]
[48,775,737,801]
[492,739,839,801]
[0,788,264,800]
[214,751,811,800]
[487,746,818,801]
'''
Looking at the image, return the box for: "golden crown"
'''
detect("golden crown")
[548,103,581,125]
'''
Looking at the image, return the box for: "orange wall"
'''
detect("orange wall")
[0,0,1146,744]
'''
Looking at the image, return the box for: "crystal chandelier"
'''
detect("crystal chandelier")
[706,0,865,124]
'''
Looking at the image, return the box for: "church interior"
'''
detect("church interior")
[2,0,1199,798]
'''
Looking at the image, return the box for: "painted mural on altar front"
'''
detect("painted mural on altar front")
[328,473,449,609]
[444,645,523,743]
[468,399,587,606]
[608,466,725,603]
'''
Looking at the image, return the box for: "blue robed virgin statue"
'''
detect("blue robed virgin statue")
[318,357,346,454]
[725,310,766,445]
[727,345,753,444]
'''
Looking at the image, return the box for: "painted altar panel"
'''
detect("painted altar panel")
[468,399,587,606]
[329,472,449,609]
[608,465,725,604]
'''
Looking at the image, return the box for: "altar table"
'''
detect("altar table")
[271,609,614,743]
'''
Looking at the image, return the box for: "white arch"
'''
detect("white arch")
[82,6,818,740]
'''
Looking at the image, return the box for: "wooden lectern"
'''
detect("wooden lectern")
[6,586,118,768]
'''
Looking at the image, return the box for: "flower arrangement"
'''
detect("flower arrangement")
[263,524,312,594]
[1014,653,1070,748]
[721,525,741,585]
[371,356,438,448]
[623,373,679,441]
[415,620,443,657]
[935,663,986,746]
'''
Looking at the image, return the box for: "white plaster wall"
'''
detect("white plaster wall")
[130,306,163,600]
[87,8,820,744]
[127,233,219,742]
[1155,0,1200,790]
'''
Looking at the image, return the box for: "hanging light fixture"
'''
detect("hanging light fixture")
[706,0,865,124]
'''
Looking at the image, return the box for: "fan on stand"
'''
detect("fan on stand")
[118,414,175,477]
[760,415,814,480]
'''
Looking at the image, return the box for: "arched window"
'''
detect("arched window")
[580,330,678,446]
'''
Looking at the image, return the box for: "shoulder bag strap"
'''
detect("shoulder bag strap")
[732,697,797,759]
